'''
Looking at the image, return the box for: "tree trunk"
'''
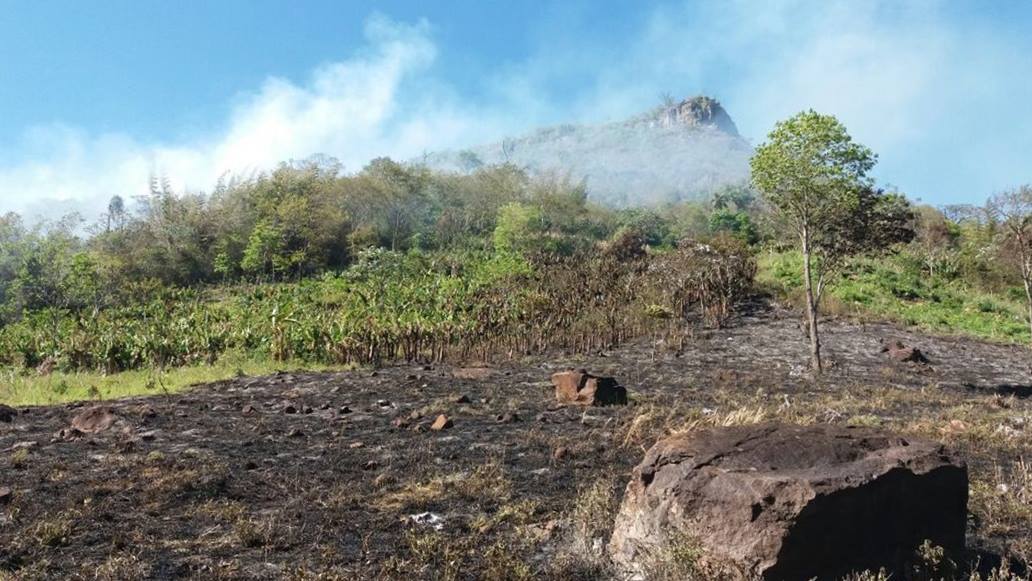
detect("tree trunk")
[1025,283,1032,348]
[1023,268,1032,348]
[801,226,823,373]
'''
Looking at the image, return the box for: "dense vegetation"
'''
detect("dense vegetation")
[762,203,1032,344]
[0,145,1028,403]
[0,158,758,381]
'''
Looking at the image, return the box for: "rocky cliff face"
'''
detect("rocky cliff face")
[423,96,751,206]
[650,96,741,136]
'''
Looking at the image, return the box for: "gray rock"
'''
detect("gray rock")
[609,423,967,580]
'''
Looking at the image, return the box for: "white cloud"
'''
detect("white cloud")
[0,15,514,220]
[1,2,1030,218]
[623,0,1031,204]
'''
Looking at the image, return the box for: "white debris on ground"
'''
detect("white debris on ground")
[409,512,445,531]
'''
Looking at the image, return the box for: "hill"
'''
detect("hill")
[423,96,752,206]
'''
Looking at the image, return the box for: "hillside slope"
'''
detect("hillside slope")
[1,301,1029,578]
[424,96,752,206]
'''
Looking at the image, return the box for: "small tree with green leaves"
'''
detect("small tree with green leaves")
[241,219,284,280]
[751,110,913,372]
[988,185,1032,345]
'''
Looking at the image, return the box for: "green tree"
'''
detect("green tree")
[988,185,1032,344]
[15,218,105,313]
[709,209,758,244]
[0,213,27,322]
[241,219,284,279]
[457,150,484,172]
[751,110,912,372]
[358,158,431,251]
[493,203,548,256]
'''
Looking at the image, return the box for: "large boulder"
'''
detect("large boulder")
[609,423,967,580]
[551,370,627,406]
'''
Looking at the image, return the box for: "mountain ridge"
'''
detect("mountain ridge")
[423,96,751,206]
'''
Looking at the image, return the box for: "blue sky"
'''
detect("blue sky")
[1,1,1030,217]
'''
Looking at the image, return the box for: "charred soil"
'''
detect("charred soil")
[2,300,1031,579]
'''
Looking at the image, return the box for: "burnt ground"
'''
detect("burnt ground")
[2,300,1032,580]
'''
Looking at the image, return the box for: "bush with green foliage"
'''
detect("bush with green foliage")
[0,239,758,373]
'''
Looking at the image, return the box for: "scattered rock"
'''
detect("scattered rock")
[881,340,930,364]
[242,404,259,416]
[69,407,117,434]
[134,404,158,419]
[138,430,158,441]
[283,404,298,415]
[496,412,521,424]
[430,415,453,431]
[376,400,392,408]
[523,519,562,542]
[551,370,628,406]
[552,446,569,461]
[339,406,352,415]
[609,423,968,580]
[0,486,11,504]
[452,394,471,404]
[348,442,365,449]
[0,405,15,423]
[391,417,411,429]
[301,405,314,415]
[55,428,86,442]
[287,428,305,438]
[408,410,424,421]
[363,460,380,471]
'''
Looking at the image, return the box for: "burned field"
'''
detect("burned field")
[2,301,1032,580]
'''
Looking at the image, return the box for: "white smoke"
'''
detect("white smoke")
[1,2,1030,218]
[0,16,513,220]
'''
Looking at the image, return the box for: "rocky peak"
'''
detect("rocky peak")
[652,96,740,136]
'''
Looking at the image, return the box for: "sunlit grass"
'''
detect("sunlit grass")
[0,351,351,407]
[759,251,1030,344]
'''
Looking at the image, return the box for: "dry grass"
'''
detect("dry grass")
[373,458,513,512]
[3,308,1032,579]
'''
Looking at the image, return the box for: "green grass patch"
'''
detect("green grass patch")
[758,251,1030,344]
[0,351,350,407]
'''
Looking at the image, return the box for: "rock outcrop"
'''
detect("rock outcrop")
[552,370,628,406]
[652,96,740,136]
[421,95,751,206]
[609,423,967,580]
[69,406,117,434]
[881,340,930,364]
